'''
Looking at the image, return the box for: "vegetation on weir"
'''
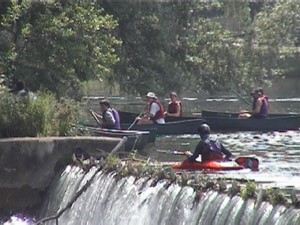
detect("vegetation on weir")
[78,153,292,208]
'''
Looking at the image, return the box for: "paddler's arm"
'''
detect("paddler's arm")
[221,144,233,160]
[252,98,262,114]
[187,142,204,162]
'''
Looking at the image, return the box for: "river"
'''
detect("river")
[4,130,300,225]
[3,77,300,224]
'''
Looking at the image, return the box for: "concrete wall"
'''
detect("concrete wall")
[0,136,122,214]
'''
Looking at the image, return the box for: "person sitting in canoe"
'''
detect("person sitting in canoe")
[257,88,270,111]
[91,99,121,129]
[136,92,165,124]
[164,92,183,117]
[238,89,269,119]
[186,123,232,162]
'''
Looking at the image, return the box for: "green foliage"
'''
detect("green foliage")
[265,188,287,206]
[107,1,300,96]
[1,1,299,97]
[0,1,120,97]
[241,181,256,200]
[253,2,300,78]
[105,2,188,96]
[0,92,83,137]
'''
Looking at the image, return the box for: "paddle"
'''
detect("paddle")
[90,109,101,126]
[127,107,146,130]
[156,149,188,155]
[232,90,252,106]
[156,149,259,171]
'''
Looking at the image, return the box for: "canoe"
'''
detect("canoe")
[172,156,259,171]
[77,126,155,151]
[201,114,300,132]
[120,118,206,135]
[201,110,299,118]
[119,110,197,124]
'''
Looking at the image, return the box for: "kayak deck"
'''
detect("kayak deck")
[172,159,245,171]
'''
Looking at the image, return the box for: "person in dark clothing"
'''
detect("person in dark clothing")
[187,123,232,162]
[250,89,268,118]
[238,89,269,119]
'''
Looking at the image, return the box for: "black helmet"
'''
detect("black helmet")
[198,123,210,135]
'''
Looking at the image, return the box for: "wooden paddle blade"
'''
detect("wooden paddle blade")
[235,157,259,171]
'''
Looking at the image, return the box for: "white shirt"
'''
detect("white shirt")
[149,102,165,124]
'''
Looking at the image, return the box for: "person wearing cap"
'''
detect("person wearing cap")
[137,92,165,124]
[91,99,121,129]
[165,92,183,117]
[185,123,232,162]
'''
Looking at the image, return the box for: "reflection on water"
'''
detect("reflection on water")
[144,130,300,189]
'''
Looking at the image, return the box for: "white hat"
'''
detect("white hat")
[146,92,157,99]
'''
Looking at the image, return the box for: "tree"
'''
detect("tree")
[0,1,121,97]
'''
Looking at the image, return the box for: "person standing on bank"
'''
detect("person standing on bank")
[91,99,121,129]
[137,92,165,125]
[186,123,232,162]
[165,92,183,117]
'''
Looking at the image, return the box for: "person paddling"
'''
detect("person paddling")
[238,89,269,119]
[91,99,120,129]
[257,88,270,111]
[136,92,165,125]
[165,92,183,117]
[186,123,232,162]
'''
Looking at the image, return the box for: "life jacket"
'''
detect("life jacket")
[256,96,268,118]
[111,108,121,129]
[201,140,224,162]
[167,101,183,116]
[102,108,120,129]
[252,96,268,118]
[263,95,270,111]
[149,99,164,121]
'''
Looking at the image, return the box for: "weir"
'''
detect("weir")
[2,131,300,225]
[0,137,122,214]
[37,166,300,225]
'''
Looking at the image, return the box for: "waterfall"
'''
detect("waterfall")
[38,166,300,225]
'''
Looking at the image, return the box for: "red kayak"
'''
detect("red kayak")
[172,157,259,171]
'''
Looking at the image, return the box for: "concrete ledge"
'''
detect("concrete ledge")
[0,136,122,214]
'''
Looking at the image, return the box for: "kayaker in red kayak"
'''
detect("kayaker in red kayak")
[186,123,232,162]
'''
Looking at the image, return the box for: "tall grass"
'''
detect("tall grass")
[0,92,83,137]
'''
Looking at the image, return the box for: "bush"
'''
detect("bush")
[0,92,84,137]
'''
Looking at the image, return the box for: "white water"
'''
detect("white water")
[30,165,300,225]
[4,131,300,225]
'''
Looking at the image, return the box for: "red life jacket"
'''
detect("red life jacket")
[149,100,165,121]
[167,101,183,116]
